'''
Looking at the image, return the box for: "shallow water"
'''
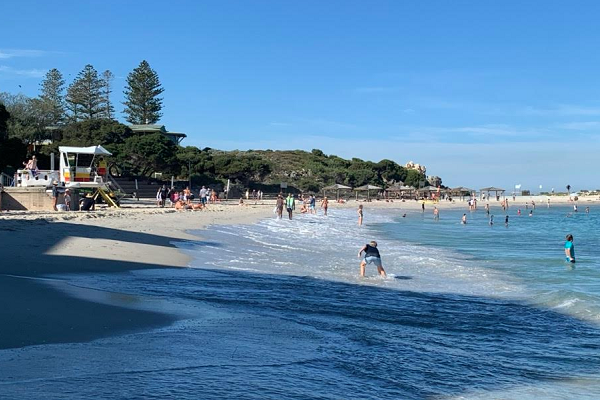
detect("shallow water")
[1,203,600,399]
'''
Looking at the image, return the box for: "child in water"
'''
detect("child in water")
[357,204,363,226]
[565,234,575,263]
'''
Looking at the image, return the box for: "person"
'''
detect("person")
[574,204,578,212]
[402,213,407,218]
[461,213,467,224]
[357,204,363,226]
[276,194,284,219]
[199,186,208,206]
[159,185,168,207]
[238,197,244,206]
[23,155,38,174]
[586,206,590,214]
[309,195,316,214]
[245,189,249,200]
[156,187,162,207]
[489,215,494,225]
[517,209,521,216]
[485,203,490,214]
[358,241,387,278]
[421,202,425,212]
[64,189,71,211]
[505,215,509,226]
[529,210,533,217]
[321,196,329,216]
[80,193,95,211]
[286,193,295,220]
[433,206,439,220]
[51,180,59,211]
[564,234,576,263]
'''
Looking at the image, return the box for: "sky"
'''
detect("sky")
[1,0,600,191]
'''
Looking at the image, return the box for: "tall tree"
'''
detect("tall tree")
[100,70,115,120]
[65,64,103,121]
[123,60,164,124]
[39,68,65,125]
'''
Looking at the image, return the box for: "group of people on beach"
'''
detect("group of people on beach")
[157,185,219,210]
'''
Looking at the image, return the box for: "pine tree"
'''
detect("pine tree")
[123,60,164,124]
[39,68,65,125]
[65,64,103,121]
[100,70,115,120]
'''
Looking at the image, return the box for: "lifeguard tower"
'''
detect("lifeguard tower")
[58,145,119,207]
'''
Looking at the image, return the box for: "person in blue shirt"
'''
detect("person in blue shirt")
[564,234,575,263]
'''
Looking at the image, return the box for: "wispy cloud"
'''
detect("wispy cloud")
[354,86,400,94]
[0,65,47,78]
[520,105,600,117]
[0,49,48,59]
[556,121,600,130]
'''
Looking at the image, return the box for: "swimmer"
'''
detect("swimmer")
[517,209,521,216]
[564,234,575,263]
[358,241,387,278]
[529,210,533,217]
[402,213,407,218]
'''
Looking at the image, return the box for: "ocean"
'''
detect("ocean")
[1,203,600,399]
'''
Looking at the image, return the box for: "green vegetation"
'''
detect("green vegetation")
[0,60,429,192]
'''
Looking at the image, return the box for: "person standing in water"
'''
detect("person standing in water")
[461,214,467,224]
[357,204,364,226]
[505,215,509,226]
[421,202,425,212]
[564,234,576,263]
[489,215,494,225]
[321,196,329,216]
[358,241,387,278]
[285,193,295,220]
[433,206,439,220]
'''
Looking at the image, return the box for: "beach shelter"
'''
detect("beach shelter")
[59,145,112,184]
[354,184,382,201]
[322,183,352,201]
[450,186,474,201]
[480,186,506,201]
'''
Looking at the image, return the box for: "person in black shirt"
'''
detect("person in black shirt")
[80,193,95,211]
[358,241,387,278]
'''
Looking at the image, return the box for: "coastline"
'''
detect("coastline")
[0,194,595,349]
[0,204,271,349]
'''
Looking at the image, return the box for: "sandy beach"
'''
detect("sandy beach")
[0,193,597,350]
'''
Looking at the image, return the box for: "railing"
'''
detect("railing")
[1,172,15,187]
[106,173,130,199]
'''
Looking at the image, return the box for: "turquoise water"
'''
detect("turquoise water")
[1,204,599,399]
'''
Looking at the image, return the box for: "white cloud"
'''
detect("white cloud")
[0,65,47,78]
[0,49,48,59]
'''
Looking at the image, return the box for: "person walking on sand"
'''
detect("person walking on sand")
[461,213,467,224]
[286,193,295,220]
[433,206,439,220]
[357,204,364,226]
[565,234,576,263]
[358,241,387,278]
[321,196,329,216]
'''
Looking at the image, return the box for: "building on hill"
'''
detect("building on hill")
[129,124,186,145]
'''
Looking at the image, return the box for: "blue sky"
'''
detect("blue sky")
[1,0,600,191]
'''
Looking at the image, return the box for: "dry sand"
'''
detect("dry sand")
[0,194,596,349]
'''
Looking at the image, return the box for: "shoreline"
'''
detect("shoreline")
[0,195,596,350]
[0,204,271,349]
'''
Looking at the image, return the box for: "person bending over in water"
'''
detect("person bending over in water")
[565,234,576,263]
[358,241,387,278]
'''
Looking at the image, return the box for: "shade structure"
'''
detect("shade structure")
[322,183,352,201]
[480,186,506,200]
[354,184,382,201]
[59,145,112,156]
